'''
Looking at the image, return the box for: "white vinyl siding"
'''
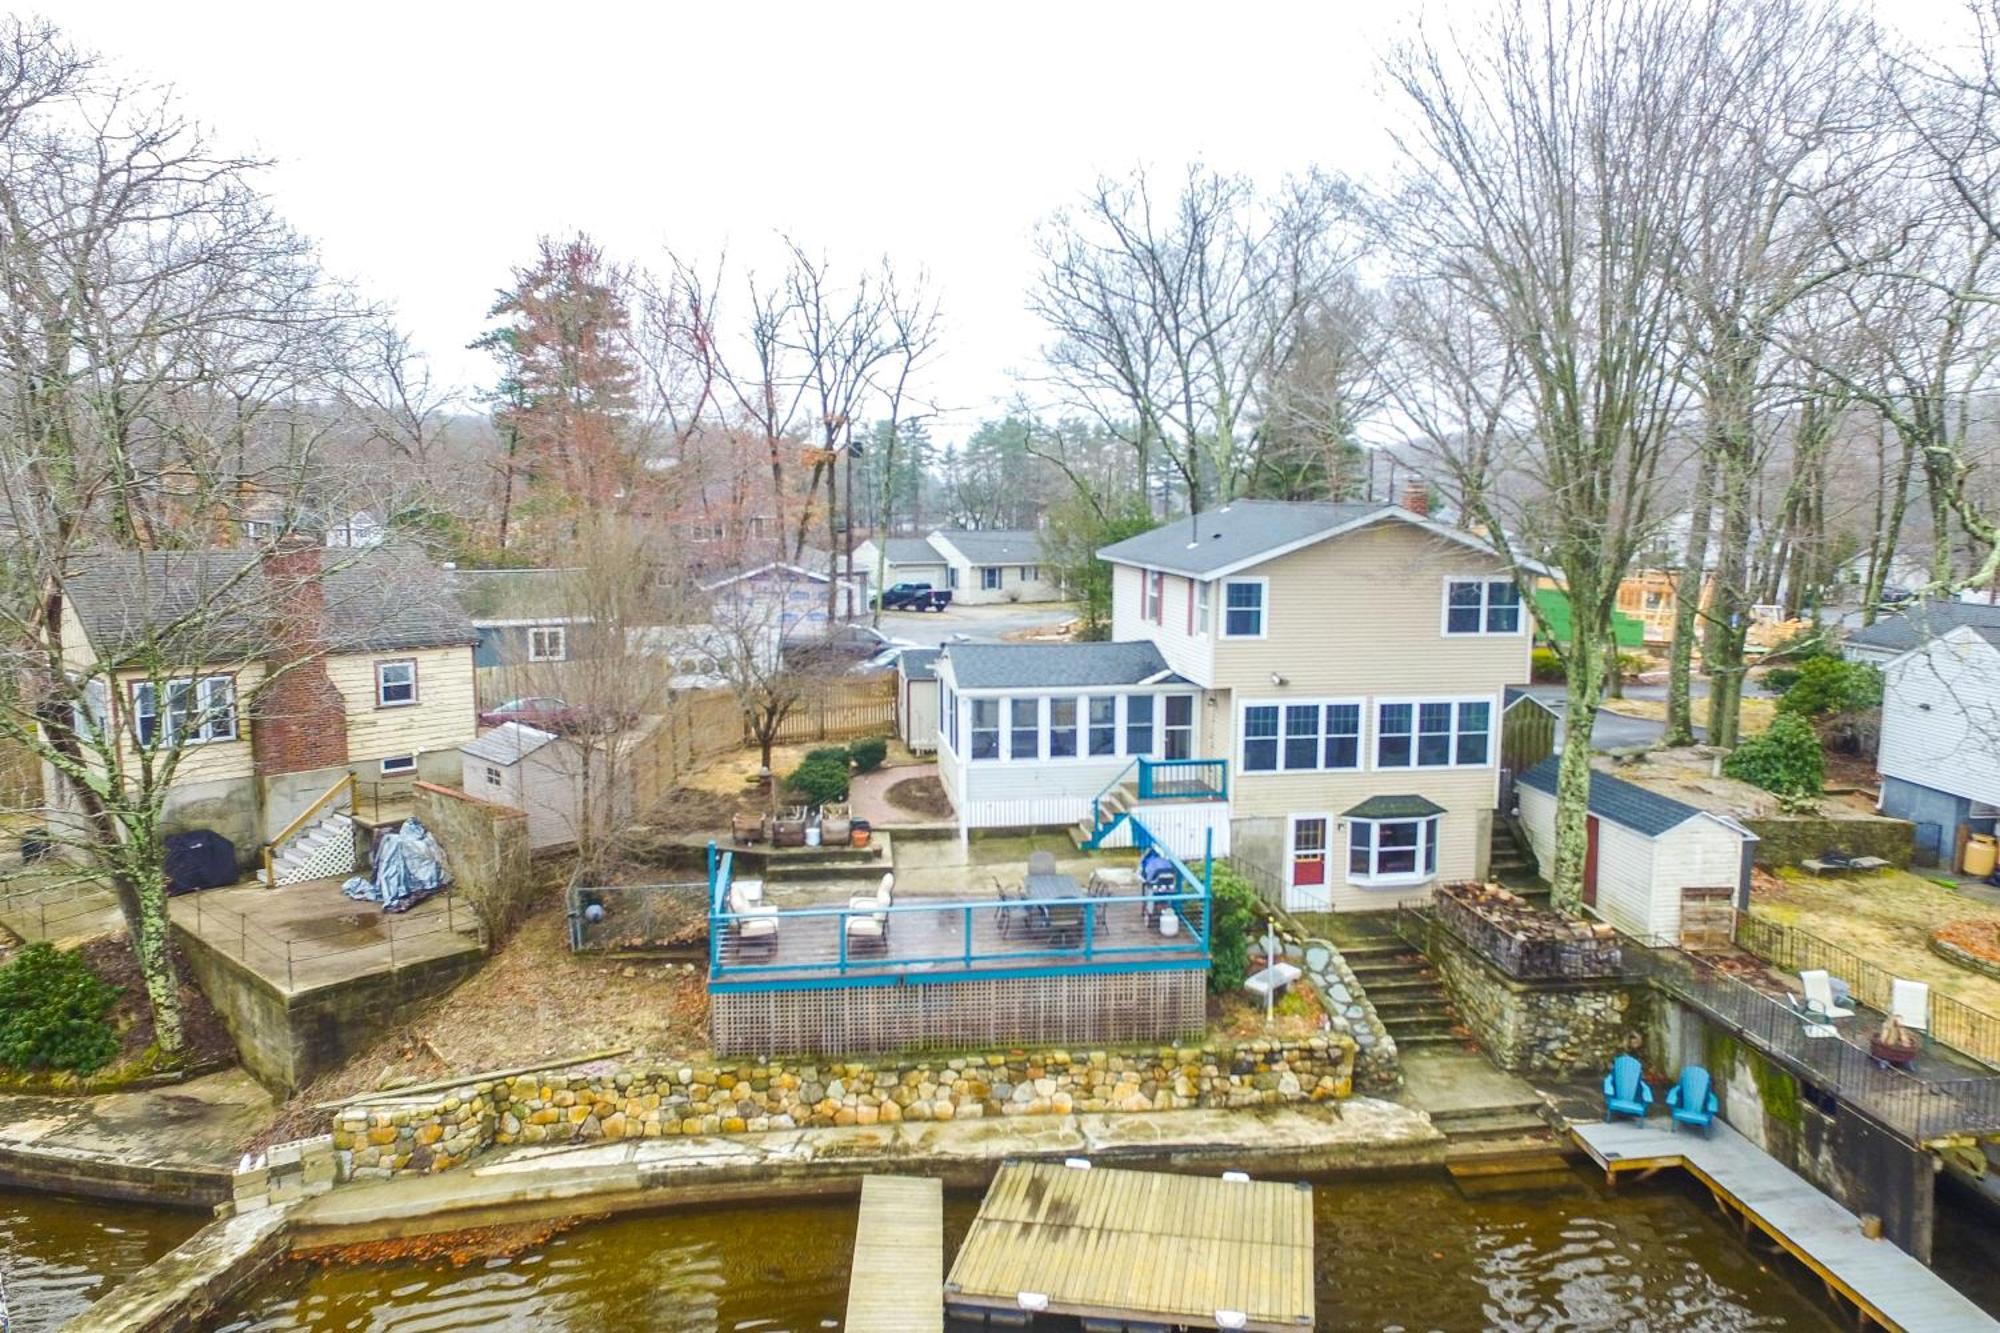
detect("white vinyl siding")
[1879,631,2000,808]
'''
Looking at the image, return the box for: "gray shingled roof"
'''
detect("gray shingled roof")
[461,721,560,764]
[1343,794,1446,820]
[1844,599,2000,654]
[943,641,1176,689]
[885,537,946,564]
[65,545,476,660]
[1518,757,1702,838]
[899,647,941,681]
[1096,500,1398,576]
[936,529,1045,564]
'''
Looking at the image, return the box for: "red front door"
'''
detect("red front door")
[1584,815,1600,908]
[1287,817,1329,911]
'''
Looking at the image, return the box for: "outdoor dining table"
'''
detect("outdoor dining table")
[1026,871,1085,948]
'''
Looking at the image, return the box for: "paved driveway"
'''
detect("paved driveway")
[875,601,1078,648]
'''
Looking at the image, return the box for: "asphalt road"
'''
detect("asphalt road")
[874,601,1078,648]
[1520,675,1775,751]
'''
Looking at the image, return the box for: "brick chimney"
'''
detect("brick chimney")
[251,538,350,778]
[1400,479,1431,518]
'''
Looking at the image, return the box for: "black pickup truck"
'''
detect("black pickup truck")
[878,582,953,612]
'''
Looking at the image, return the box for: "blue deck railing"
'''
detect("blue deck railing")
[705,823,1215,992]
[1137,757,1228,802]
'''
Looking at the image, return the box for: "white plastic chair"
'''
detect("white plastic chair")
[727,882,778,955]
[1799,970,1855,1020]
[845,873,894,952]
[1891,978,1930,1034]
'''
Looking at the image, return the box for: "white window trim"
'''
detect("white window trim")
[1221,576,1269,640]
[1237,697,1366,775]
[1287,811,1334,897]
[981,565,1003,591]
[130,675,239,746]
[1346,814,1442,888]
[1194,580,1213,637]
[1440,576,1526,637]
[953,688,1190,764]
[1007,695,1042,761]
[527,625,568,662]
[1373,696,1497,771]
[380,754,417,776]
[1145,570,1164,624]
[376,659,418,708]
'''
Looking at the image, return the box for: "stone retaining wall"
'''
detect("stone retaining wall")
[1290,934,1400,1093]
[1742,814,1913,870]
[333,1037,1358,1179]
[1429,918,1635,1076]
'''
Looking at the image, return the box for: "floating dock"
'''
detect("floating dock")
[845,1174,944,1333]
[1570,1117,1996,1333]
[944,1160,1314,1331]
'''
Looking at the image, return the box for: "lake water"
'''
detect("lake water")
[210,1166,1855,1332]
[0,1188,202,1333]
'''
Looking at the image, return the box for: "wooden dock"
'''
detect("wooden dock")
[944,1161,1314,1331]
[1570,1117,1996,1332]
[845,1174,944,1333]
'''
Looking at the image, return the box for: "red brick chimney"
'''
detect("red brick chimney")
[1400,479,1431,518]
[251,538,350,777]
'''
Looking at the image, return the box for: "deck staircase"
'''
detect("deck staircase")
[269,811,358,886]
[1339,936,1467,1050]
[1489,817,1545,904]
[1069,776,1138,850]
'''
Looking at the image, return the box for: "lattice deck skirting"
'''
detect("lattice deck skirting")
[712,968,1208,1058]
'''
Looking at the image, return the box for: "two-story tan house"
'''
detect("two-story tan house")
[49,542,479,877]
[933,500,1531,911]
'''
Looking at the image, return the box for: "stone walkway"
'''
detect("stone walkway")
[296,1100,1442,1239]
[0,1068,277,1206]
[848,762,940,829]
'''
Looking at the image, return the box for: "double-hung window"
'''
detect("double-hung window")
[1145,570,1164,623]
[969,699,1000,759]
[1087,696,1118,756]
[131,675,236,746]
[1348,815,1440,884]
[1223,579,1265,637]
[376,660,417,707]
[1049,697,1079,758]
[1376,698,1493,769]
[1126,694,1155,755]
[1195,581,1212,635]
[981,566,1002,591]
[1008,698,1040,759]
[1444,578,1523,635]
[527,626,567,662]
[1243,700,1363,774]
[1163,694,1195,760]
[945,686,958,752]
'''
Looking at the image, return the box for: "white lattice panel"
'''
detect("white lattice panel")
[274,815,357,886]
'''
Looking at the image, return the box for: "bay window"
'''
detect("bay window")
[1376,698,1493,769]
[1444,578,1523,635]
[1346,807,1443,886]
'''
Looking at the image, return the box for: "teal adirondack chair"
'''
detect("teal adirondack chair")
[1603,1053,1652,1123]
[1666,1065,1718,1135]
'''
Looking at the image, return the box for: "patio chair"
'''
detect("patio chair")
[1796,969,1855,1021]
[726,882,778,958]
[1891,978,1930,1037]
[1603,1053,1652,1124]
[1027,850,1059,877]
[845,873,894,953]
[1665,1066,1718,1135]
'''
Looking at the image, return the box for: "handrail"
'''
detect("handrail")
[262,773,357,889]
[1137,757,1228,801]
[1091,758,1138,811]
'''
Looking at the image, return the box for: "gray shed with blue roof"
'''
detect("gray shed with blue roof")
[1516,758,1757,945]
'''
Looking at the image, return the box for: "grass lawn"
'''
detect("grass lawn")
[1749,867,2000,1013]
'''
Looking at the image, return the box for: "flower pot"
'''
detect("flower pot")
[851,819,872,849]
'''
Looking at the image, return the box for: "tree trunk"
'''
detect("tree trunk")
[1548,626,1603,915]
[1706,440,1755,750]
[1665,451,1717,746]
[121,859,185,1058]
[1861,426,1916,626]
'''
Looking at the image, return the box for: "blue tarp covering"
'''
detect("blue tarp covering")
[343,817,450,913]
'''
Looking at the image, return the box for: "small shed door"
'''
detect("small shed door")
[1583,815,1600,908]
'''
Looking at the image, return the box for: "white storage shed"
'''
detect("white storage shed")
[1516,757,1756,947]
[459,722,616,851]
[897,648,941,754]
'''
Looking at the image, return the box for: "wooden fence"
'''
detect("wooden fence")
[771,677,897,743]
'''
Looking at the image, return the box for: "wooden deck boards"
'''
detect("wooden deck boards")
[845,1175,944,1333]
[944,1162,1314,1332]
[1571,1117,1996,1333]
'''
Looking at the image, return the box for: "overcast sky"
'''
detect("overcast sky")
[41,1,1974,448]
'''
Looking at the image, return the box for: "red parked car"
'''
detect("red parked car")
[478,696,584,732]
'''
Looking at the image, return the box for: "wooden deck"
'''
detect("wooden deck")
[1570,1117,1996,1332]
[944,1161,1314,1332]
[713,894,1207,986]
[845,1175,943,1333]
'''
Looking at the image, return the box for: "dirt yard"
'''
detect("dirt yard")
[253,885,709,1149]
[1749,867,2000,1012]
[885,774,952,819]
[1600,694,1777,736]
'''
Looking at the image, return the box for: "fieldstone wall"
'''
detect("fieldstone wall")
[1290,934,1400,1093]
[414,783,532,940]
[333,1037,1358,1179]
[1429,920,1634,1076]
[1741,814,1913,870]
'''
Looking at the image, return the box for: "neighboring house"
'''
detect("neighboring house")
[449,568,595,670]
[1842,600,2000,667]
[896,648,941,754]
[1876,622,2000,862]
[1517,758,1756,946]
[698,547,868,638]
[51,543,478,870]
[934,499,1533,911]
[929,529,1059,603]
[853,536,952,593]
[460,722,631,851]
[1834,551,1930,600]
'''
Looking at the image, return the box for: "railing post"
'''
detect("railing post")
[1084,899,1094,961]
[839,910,850,974]
[706,840,718,899]
[1203,826,1215,945]
[964,905,973,970]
